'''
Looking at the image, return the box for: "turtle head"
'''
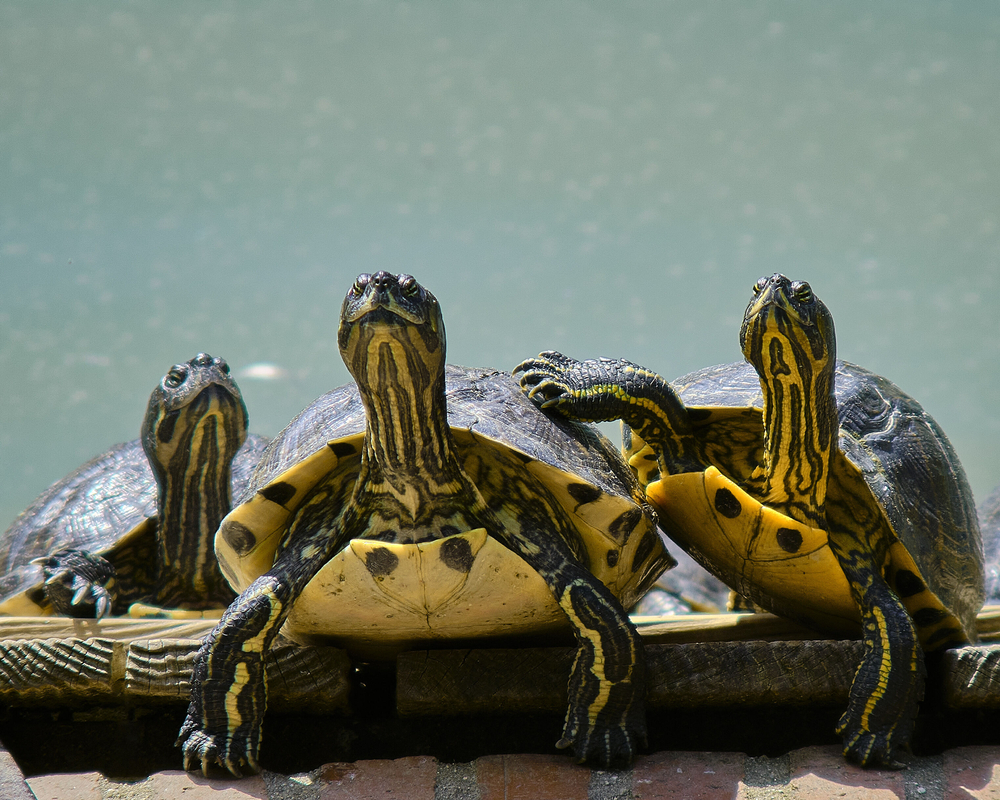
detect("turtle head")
[338,271,446,384]
[740,273,836,378]
[141,353,249,486]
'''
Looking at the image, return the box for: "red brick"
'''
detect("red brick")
[476,753,591,800]
[632,751,745,799]
[787,745,905,799]
[25,772,103,800]
[317,756,438,800]
[146,770,268,798]
[944,745,1000,799]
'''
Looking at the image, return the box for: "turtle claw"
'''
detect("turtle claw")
[177,719,260,778]
[838,724,907,770]
[33,548,117,618]
[514,352,581,408]
[557,707,646,771]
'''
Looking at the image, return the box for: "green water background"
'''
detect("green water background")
[2,2,999,529]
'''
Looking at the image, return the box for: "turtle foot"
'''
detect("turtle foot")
[33,548,116,618]
[557,703,646,770]
[177,714,260,778]
[838,720,908,770]
[514,351,584,409]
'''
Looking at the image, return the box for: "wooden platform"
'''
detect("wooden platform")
[2,608,1000,714]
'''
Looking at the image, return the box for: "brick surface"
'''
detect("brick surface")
[146,770,269,798]
[317,756,438,800]
[0,745,35,800]
[26,771,103,800]
[944,746,1000,799]
[786,745,906,799]
[476,753,591,800]
[632,751,746,799]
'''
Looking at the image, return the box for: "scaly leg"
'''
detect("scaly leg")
[515,351,701,474]
[828,532,924,769]
[177,511,355,776]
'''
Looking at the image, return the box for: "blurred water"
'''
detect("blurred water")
[2,1,999,530]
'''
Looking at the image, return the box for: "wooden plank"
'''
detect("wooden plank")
[0,638,118,702]
[944,644,1000,708]
[631,612,833,643]
[0,636,352,712]
[645,640,862,707]
[0,617,217,642]
[396,640,865,716]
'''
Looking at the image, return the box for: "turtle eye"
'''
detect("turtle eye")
[792,281,813,303]
[752,276,767,295]
[352,274,371,296]
[399,274,419,297]
[164,366,187,388]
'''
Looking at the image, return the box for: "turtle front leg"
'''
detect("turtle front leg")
[828,534,925,769]
[514,352,701,473]
[555,568,648,768]
[486,508,647,769]
[177,523,348,776]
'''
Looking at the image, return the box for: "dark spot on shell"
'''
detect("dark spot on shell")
[893,569,925,598]
[365,547,399,578]
[328,441,357,458]
[258,481,296,507]
[440,537,475,573]
[630,531,656,573]
[221,521,257,557]
[776,527,803,554]
[606,549,620,568]
[567,482,603,506]
[912,606,949,628]
[643,453,658,461]
[26,585,46,605]
[925,625,964,649]
[609,507,643,544]
[687,408,713,422]
[714,488,742,519]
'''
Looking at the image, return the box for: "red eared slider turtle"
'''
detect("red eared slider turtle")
[0,354,268,618]
[517,273,984,768]
[177,272,671,775]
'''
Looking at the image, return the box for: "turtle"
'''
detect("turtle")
[516,273,984,768]
[176,271,672,776]
[0,353,269,619]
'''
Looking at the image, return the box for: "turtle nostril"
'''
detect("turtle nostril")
[372,271,394,291]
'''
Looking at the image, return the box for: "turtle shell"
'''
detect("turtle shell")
[0,434,269,614]
[630,359,984,641]
[218,365,670,659]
